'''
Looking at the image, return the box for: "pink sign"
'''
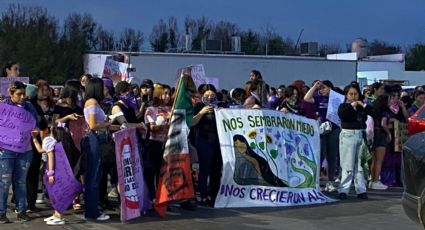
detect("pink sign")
[114,128,150,223]
[0,103,36,153]
[69,117,87,151]
[44,142,83,213]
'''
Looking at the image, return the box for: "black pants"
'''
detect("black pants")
[99,141,117,202]
[143,140,164,201]
[26,146,42,209]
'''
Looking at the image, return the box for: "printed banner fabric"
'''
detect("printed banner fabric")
[0,103,36,153]
[214,109,332,208]
[114,128,150,223]
[44,143,83,213]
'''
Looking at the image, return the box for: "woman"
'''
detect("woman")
[243,81,261,109]
[192,84,222,205]
[380,85,409,187]
[337,83,374,200]
[233,135,288,187]
[0,81,37,223]
[249,70,268,108]
[408,90,425,116]
[26,80,55,212]
[366,82,385,105]
[81,78,111,221]
[228,88,246,109]
[304,80,340,192]
[144,83,172,201]
[1,61,20,78]
[369,95,391,190]
[277,85,304,116]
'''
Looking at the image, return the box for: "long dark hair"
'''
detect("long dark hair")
[343,83,363,102]
[2,61,18,77]
[373,95,390,118]
[233,134,287,187]
[84,78,104,102]
[51,127,81,169]
[59,86,79,108]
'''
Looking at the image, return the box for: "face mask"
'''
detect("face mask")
[390,98,399,114]
[202,96,217,106]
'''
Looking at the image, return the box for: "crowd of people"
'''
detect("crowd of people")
[0,61,421,225]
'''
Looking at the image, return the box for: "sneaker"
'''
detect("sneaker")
[370,181,388,190]
[325,181,337,192]
[338,193,348,200]
[36,193,45,204]
[96,213,110,221]
[17,212,31,222]
[44,216,59,222]
[0,213,10,224]
[46,218,65,225]
[357,193,368,199]
[108,188,119,198]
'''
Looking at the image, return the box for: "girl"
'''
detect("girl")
[337,83,374,200]
[32,127,81,225]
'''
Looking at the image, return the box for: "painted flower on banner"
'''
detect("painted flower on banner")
[266,134,273,144]
[248,131,257,139]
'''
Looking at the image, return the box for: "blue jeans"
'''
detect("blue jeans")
[82,132,106,219]
[337,129,367,194]
[0,150,33,214]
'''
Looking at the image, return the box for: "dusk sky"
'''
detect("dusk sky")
[1,0,424,50]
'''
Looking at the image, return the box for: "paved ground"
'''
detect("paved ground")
[1,187,421,230]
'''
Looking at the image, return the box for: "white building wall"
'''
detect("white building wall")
[84,53,357,89]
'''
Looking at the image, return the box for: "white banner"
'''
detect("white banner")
[214,109,331,208]
[326,90,345,127]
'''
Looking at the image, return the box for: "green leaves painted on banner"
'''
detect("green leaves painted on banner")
[270,149,278,159]
[250,142,256,150]
[259,141,265,150]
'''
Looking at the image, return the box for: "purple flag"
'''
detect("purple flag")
[0,103,36,153]
[44,142,83,213]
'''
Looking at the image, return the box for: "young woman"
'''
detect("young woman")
[380,85,409,187]
[277,85,304,116]
[144,83,172,201]
[192,84,222,206]
[0,81,37,223]
[408,90,425,116]
[304,80,340,192]
[243,81,262,109]
[1,61,19,78]
[337,83,374,200]
[81,78,111,221]
[369,95,391,190]
[366,82,385,105]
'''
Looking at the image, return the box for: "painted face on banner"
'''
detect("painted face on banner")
[234,139,247,155]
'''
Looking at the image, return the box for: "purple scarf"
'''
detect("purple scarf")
[119,93,139,110]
